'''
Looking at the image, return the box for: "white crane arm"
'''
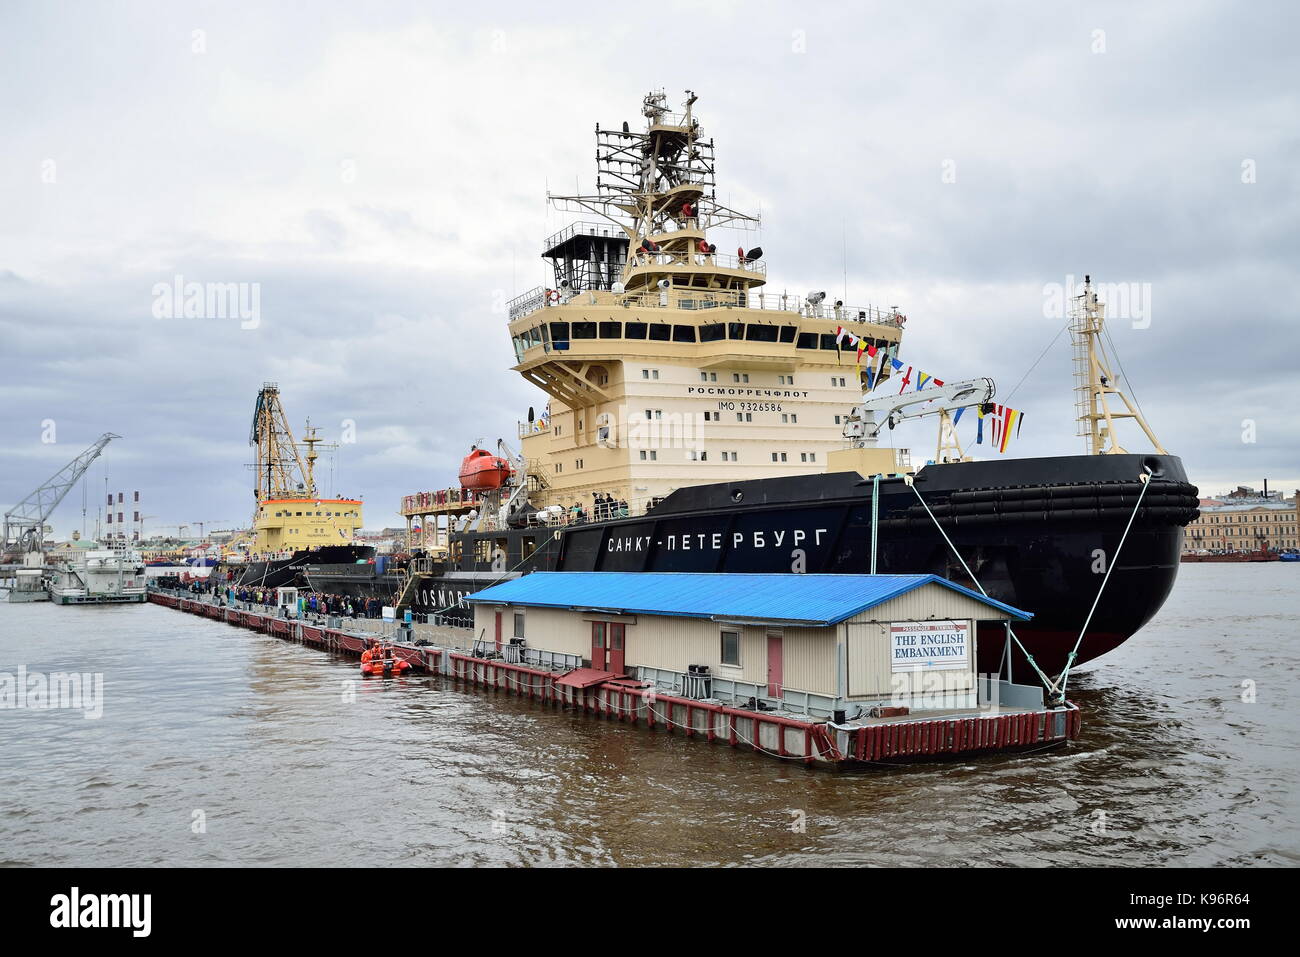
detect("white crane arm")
[843,378,995,445]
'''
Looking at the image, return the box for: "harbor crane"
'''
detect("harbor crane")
[842,378,996,464]
[2,433,120,559]
[193,520,226,540]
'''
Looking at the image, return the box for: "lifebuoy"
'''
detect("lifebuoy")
[546,289,560,303]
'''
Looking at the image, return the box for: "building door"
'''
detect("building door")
[590,621,607,669]
[608,623,626,675]
[766,633,784,699]
[494,611,502,652]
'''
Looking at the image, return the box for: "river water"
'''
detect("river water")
[1,563,1295,867]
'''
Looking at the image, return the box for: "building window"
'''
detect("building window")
[832,376,847,387]
[800,452,817,462]
[722,451,738,462]
[640,450,657,461]
[731,373,750,383]
[735,412,753,423]
[513,613,525,639]
[771,452,788,463]
[575,459,584,469]
[687,450,707,461]
[720,630,741,667]
[555,463,563,473]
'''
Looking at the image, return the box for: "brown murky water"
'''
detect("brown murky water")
[1,563,1295,866]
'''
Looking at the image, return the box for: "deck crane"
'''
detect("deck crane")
[842,379,996,464]
[2,433,120,559]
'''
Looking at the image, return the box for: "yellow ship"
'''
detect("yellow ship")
[246,382,363,560]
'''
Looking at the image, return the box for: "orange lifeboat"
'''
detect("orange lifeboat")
[459,447,513,491]
[360,644,412,678]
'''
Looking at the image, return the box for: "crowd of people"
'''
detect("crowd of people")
[170,577,385,620]
[302,592,385,619]
[567,491,629,525]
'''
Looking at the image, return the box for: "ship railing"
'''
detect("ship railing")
[523,493,666,528]
[543,221,623,253]
[517,420,552,439]
[401,489,490,516]
[645,109,692,130]
[507,286,547,321]
[627,249,764,275]
[508,284,905,329]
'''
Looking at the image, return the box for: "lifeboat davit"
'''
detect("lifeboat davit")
[360,645,412,678]
[459,448,513,491]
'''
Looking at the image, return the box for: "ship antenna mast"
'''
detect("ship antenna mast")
[546,90,760,284]
[1070,275,1167,455]
[300,418,337,499]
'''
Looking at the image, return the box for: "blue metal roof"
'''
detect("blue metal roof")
[464,572,1032,626]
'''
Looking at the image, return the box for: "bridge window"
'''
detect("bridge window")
[699,322,726,342]
[796,332,818,349]
[672,325,697,342]
[598,321,621,338]
[648,324,671,341]
[625,321,647,339]
[745,324,778,343]
[572,321,596,339]
[779,325,797,343]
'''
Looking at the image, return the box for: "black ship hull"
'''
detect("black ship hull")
[224,544,376,591]
[313,453,1199,675]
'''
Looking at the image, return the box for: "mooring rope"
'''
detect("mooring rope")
[909,466,1155,704]
[1056,465,1154,698]
[906,479,1059,697]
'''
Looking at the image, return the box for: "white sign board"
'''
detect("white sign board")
[890,621,969,672]
[382,605,396,622]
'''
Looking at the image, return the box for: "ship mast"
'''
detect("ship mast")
[1070,276,1166,455]
[249,382,312,514]
[300,419,337,499]
[547,90,761,291]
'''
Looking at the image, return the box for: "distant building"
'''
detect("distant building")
[1184,489,1299,553]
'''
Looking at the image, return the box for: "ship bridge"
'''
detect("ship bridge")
[501,91,909,516]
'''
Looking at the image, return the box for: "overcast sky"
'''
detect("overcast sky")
[2,0,1296,539]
